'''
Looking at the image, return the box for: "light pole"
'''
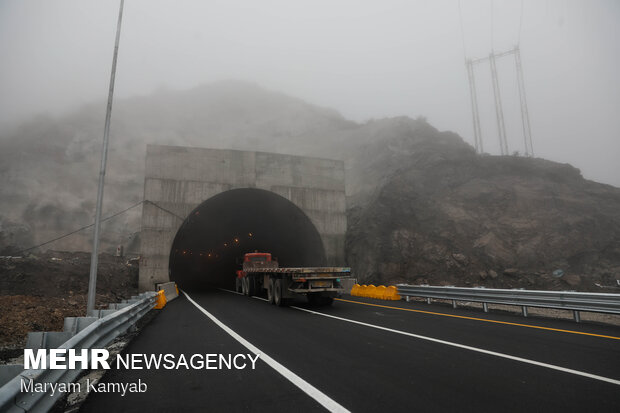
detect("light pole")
[87,0,125,315]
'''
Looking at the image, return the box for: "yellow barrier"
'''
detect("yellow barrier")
[349,284,401,301]
[154,289,167,309]
[175,283,179,295]
[375,285,387,300]
[384,285,401,301]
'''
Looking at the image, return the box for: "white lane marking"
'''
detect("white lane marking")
[183,291,350,412]
[217,288,267,301]
[218,287,243,295]
[291,306,620,386]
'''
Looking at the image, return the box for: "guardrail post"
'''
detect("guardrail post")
[426,298,431,304]
[452,300,457,309]
[482,302,489,313]
[521,306,528,317]
[573,310,581,323]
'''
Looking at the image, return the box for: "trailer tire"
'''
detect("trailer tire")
[248,277,256,296]
[267,278,275,304]
[321,297,334,306]
[274,279,286,307]
[307,292,320,306]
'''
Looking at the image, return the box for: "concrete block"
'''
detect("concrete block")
[63,317,97,334]
[0,365,24,387]
[156,281,179,301]
[26,332,73,350]
[87,309,118,318]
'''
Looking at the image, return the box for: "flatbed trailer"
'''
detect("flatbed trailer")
[235,253,351,306]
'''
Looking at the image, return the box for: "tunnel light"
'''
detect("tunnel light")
[224,243,228,247]
[234,237,239,243]
[248,232,253,237]
[207,253,212,258]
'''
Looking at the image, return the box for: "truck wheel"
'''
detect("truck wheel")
[321,297,334,306]
[267,278,275,304]
[248,277,256,296]
[274,279,286,307]
[307,292,320,306]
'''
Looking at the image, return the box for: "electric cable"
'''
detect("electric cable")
[14,200,144,255]
[457,0,468,60]
[143,200,185,221]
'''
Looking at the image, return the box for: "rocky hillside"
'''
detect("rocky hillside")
[346,119,620,291]
[1,81,619,291]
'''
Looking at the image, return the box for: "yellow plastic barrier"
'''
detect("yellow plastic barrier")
[366,285,376,298]
[154,290,167,309]
[375,285,387,300]
[175,284,179,295]
[349,283,401,300]
[385,285,401,301]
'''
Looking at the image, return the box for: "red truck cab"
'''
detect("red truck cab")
[243,252,272,264]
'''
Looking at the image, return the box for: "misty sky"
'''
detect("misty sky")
[1,0,618,187]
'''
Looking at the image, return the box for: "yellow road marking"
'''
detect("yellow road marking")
[335,298,620,341]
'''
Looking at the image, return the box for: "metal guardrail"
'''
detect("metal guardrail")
[396,284,620,322]
[0,292,157,413]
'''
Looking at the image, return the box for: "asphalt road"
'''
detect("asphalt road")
[80,288,620,412]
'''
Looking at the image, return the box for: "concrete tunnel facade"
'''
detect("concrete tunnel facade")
[139,145,347,292]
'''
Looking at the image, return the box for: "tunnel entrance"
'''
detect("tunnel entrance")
[169,188,326,291]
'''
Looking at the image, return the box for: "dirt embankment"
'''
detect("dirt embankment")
[0,251,138,349]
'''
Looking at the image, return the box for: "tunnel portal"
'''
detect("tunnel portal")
[169,188,326,290]
[139,145,346,292]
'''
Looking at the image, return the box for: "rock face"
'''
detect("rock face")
[1,81,619,292]
[345,119,620,291]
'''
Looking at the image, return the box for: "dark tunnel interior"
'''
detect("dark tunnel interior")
[169,188,327,291]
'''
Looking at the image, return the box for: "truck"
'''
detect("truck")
[235,252,352,306]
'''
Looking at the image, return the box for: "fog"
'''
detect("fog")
[0,0,618,186]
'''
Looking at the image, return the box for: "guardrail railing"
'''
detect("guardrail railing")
[396,284,620,322]
[0,292,157,412]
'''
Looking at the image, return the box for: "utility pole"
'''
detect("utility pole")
[465,59,483,154]
[514,46,534,156]
[489,52,509,155]
[464,46,533,157]
[87,0,125,315]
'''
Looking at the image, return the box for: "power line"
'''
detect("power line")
[15,200,143,255]
[518,0,524,46]
[490,0,494,51]
[457,0,467,60]
[143,200,185,221]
